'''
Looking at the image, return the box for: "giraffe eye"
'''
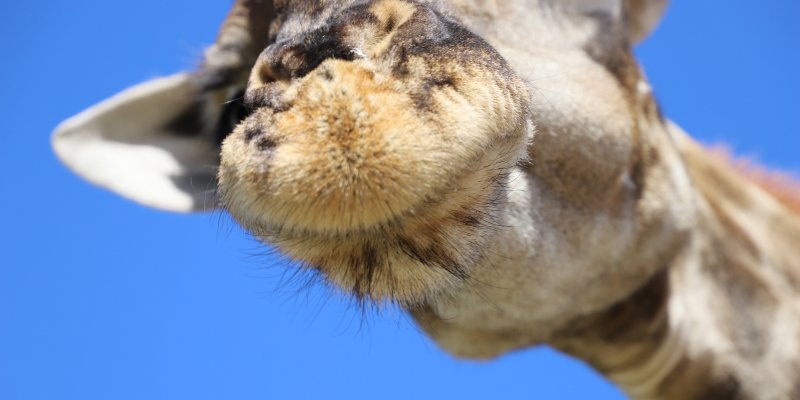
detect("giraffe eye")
[215,90,249,145]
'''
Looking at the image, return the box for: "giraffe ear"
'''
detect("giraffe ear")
[568,0,668,44]
[52,1,273,213]
[52,73,227,212]
[624,0,668,43]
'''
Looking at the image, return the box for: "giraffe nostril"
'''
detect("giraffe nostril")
[243,83,290,112]
[253,27,360,85]
[254,42,308,83]
[257,62,276,85]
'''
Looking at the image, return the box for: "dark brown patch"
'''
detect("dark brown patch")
[317,66,334,81]
[452,210,480,227]
[397,235,425,264]
[409,73,458,111]
[693,373,742,400]
[352,243,381,300]
[256,136,278,152]
[244,125,262,143]
[424,75,456,89]
[384,12,397,32]
[362,243,380,272]
[552,270,669,375]
[396,235,468,281]
[438,260,469,281]
[589,270,668,343]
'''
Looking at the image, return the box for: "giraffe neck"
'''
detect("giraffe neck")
[551,267,739,399]
[553,128,800,399]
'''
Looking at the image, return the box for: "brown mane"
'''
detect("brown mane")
[713,147,800,215]
[741,167,800,215]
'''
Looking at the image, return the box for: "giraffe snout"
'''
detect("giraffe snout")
[218,59,455,235]
[219,0,531,238]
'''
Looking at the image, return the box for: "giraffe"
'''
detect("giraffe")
[51,0,800,398]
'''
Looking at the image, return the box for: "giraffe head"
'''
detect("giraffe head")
[53,0,675,315]
[217,0,538,305]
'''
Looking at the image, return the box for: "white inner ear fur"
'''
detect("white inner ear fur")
[52,73,220,212]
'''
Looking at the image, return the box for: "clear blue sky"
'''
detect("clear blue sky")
[1,1,798,399]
